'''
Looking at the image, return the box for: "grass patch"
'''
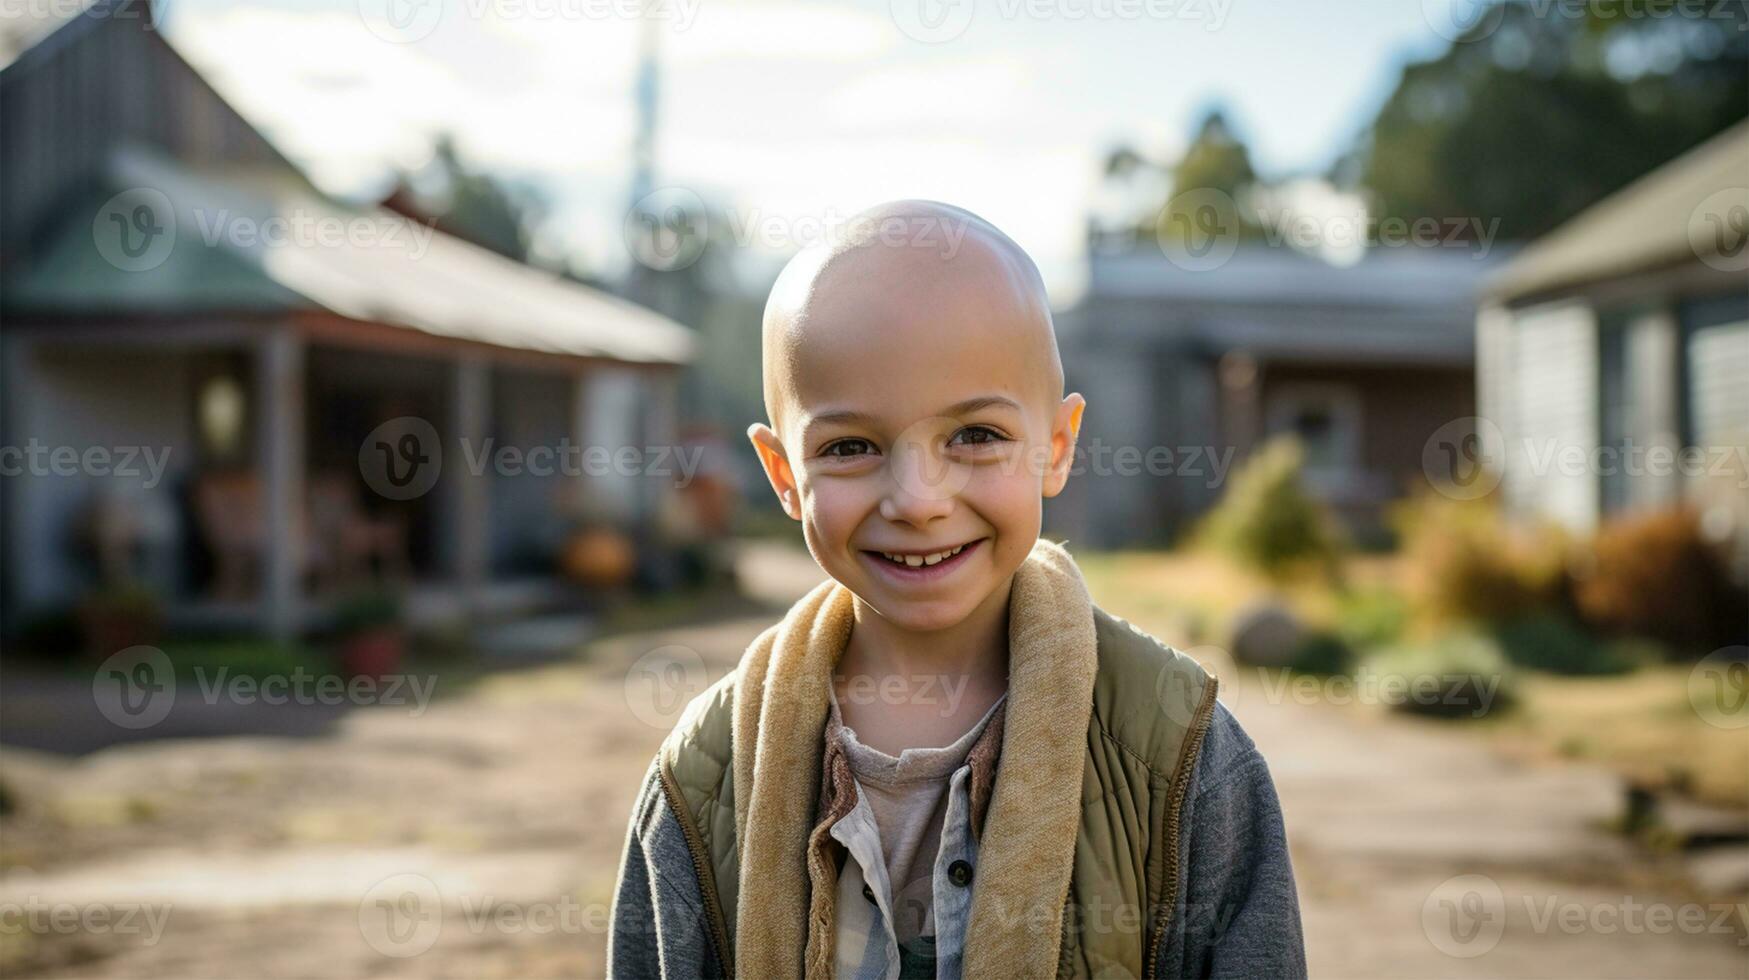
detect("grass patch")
[1491,668,1749,810]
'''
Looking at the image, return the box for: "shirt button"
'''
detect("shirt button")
[947,860,973,888]
[862,883,877,904]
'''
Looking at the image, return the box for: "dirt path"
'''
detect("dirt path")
[1225,674,1747,978]
[1,543,1743,978]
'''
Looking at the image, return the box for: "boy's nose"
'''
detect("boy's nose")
[879,443,958,526]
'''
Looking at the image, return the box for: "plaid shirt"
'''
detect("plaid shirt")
[815,699,1009,980]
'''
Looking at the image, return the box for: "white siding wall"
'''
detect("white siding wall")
[1686,317,1749,549]
[1503,300,1599,530]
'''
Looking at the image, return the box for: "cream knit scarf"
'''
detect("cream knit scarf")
[730,538,1099,979]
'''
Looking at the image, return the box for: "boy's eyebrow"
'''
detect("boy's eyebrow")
[800,395,1024,441]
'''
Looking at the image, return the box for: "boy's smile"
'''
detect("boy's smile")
[749,201,1084,641]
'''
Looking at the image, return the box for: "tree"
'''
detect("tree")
[1342,0,1748,242]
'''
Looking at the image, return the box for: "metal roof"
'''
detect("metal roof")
[5,147,694,365]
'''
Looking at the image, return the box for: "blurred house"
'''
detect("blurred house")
[1055,246,1502,547]
[0,0,694,641]
[1477,122,1748,549]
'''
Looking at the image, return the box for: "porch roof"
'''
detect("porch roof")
[2,146,694,366]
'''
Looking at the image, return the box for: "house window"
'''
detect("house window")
[1265,383,1362,491]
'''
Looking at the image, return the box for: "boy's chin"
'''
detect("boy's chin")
[846,583,991,635]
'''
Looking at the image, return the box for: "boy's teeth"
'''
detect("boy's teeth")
[880,543,969,567]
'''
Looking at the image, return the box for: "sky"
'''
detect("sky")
[154,0,1480,296]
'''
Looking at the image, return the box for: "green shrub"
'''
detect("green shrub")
[1362,631,1514,720]
[1199,437,1341,582]
[1335,586,1409,651]
[1289,631,1354,675]
[1492,612,1634,676]
[1394,493,1567,623]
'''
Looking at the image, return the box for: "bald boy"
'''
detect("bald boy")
[609,201,1306,980]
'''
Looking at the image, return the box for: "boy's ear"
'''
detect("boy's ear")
[747,422,803,520]
[1042,393,1085,498]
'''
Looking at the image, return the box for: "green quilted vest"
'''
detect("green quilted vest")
[654,606,1218,978]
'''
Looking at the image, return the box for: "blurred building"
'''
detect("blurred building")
[1477,122,1748,548]
[0,0,694,641]
[1056,246,1502,547]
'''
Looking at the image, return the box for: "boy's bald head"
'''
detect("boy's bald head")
[760,200,1062,440]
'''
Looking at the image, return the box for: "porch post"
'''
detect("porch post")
[260,329,306,643]
[450,355,491,606]
[574,365,641,525]
[0,335,35,615]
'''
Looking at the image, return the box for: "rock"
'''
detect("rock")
[1228,601,1304,667]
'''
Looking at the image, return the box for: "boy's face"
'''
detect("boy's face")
[749,212,1084,634]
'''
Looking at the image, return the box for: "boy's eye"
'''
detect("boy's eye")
[949,425,1007,448]
[820,438,877,458]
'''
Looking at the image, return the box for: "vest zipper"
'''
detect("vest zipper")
[657,756,736,977]
[1142,675,1220,979]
